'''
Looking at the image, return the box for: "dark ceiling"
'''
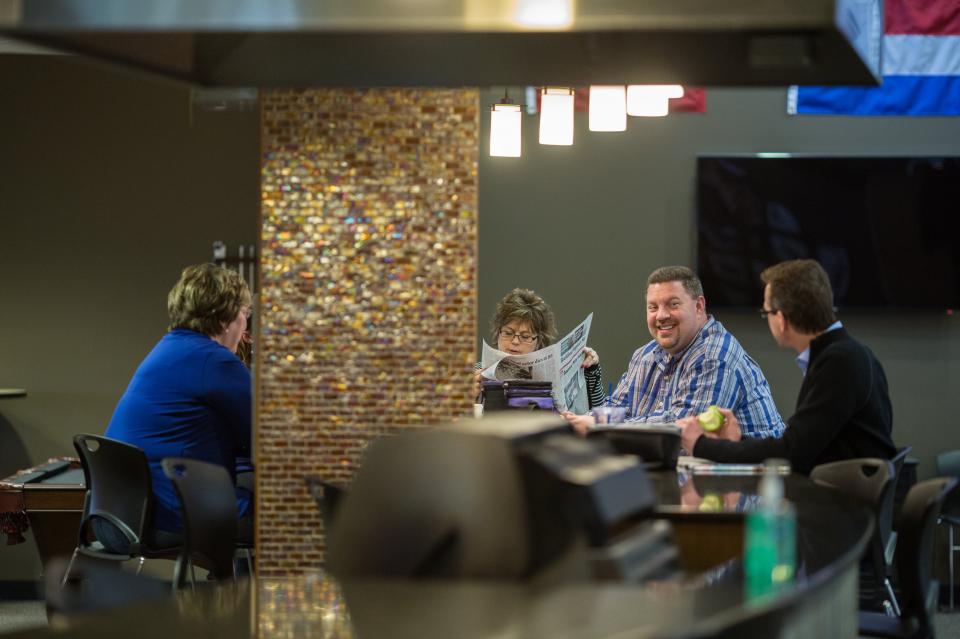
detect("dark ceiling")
[0,0,882,87]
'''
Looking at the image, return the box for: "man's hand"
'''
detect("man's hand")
[581,346,600,369]
[714,407,742,442]
[561,410,596,436]
[679,407,743,453]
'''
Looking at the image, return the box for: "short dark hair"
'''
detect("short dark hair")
[761,259,836,333]
[167,264,252,336]
[647,266,704,300]
[490,288,558,348]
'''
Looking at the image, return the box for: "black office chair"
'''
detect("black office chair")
[935,450,960,610]
[62,435,181,586]
[860,477,957,639]
[810,458,899,615]
[886,447,914,565]
[161,458,241,588]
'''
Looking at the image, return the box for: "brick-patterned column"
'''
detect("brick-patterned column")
[257,89,478,575]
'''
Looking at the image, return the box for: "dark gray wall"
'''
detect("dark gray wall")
[0,55,259,580]
[2,62,958,580]
[478,87,960,481]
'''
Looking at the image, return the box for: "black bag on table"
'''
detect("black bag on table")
[481,379,555,412]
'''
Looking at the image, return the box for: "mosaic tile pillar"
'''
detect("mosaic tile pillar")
[257,89,478,575]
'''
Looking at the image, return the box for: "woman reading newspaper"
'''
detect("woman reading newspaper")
[473,288,603,408]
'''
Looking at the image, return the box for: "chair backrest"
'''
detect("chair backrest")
[810,458,895,590]
[810,458,895,512]
[894,477,958,634]
[892,446,912,478]
[73,434,153,552]
[161,457,238,584]
[937,449,960,517]
[879,447,913,556]
[892,448,918,529]
[936,450,960,478]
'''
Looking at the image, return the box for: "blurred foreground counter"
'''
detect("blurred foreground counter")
[13,552,861,639]
[7,471,871,639]
[5,416,872,639]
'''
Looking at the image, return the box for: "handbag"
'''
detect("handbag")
[481,379,555,412]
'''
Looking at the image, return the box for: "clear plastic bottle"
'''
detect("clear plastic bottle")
[744,459,796,599]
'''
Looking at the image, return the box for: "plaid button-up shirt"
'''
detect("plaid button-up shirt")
[609,317,785,439]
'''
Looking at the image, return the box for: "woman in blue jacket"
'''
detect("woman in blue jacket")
[101,263,253,549]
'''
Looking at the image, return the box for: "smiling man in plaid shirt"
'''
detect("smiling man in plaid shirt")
[564,266,785,439]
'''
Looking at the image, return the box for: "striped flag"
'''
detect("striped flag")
[788,0,960,116]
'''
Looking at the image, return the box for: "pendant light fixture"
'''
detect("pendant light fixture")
[626,85,684,117]
[538,87,574,146]
[489,90,522,157]
[511,0,575,28]
[588,85,627,132]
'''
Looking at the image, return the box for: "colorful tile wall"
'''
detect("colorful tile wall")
[257,88,478,575]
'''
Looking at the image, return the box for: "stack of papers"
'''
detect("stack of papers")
[678,456,791,475]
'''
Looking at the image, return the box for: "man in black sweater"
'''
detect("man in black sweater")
[679,259,896,475]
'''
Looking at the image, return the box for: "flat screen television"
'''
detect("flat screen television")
[696,156,960,310]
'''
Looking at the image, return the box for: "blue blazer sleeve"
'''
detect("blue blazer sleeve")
[201,351,253,457]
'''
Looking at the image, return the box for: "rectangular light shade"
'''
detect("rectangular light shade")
[490,103,522,157]
[539,87,574,146]
[588,85,626,132]
[511,0,576,29]
[627,85,684,117]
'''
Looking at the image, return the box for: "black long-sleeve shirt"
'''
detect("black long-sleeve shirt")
[694,328,896,475]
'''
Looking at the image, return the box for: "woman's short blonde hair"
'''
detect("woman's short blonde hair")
[167,263,252,337]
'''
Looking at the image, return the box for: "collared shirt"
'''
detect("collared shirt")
[608,317,785,439]
[796,321,843,375]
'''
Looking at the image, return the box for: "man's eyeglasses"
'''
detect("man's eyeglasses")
[759,307,780,320]
[499,329,538,344]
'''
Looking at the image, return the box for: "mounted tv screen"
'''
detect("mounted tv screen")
[696,156,960,310]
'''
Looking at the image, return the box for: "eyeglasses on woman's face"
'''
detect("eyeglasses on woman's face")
[499,328,538,344]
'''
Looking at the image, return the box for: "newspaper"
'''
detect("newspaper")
[480,313,593,413]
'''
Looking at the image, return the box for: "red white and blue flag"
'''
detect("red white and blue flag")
[788,0,960,115]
